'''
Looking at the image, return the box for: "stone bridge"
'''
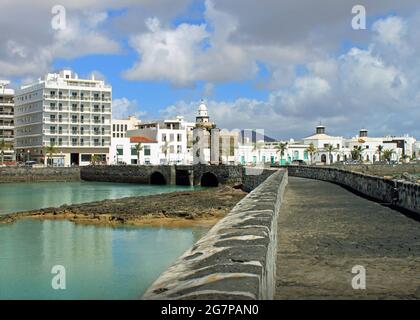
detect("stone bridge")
[143,165,420,300]
[80,164,267,188]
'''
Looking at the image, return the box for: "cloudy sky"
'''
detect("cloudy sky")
[1,0,420,139]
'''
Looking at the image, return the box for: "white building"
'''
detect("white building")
[110,136,159,165]
[112,116,141,138]
[125,116,195,165]
[0,80,14,162]
[14,70,112,166]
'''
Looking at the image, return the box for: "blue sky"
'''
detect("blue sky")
[2,0,420,139]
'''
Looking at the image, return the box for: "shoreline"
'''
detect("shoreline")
[0,186,247,228]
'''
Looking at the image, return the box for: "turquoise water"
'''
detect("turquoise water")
[0,220,207,299]
[0,181,199,215]
[0,182,208,299]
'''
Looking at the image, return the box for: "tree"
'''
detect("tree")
[44,143,58,166]
[306,143,316,165]
[325,144,337,165]
[135,142,143,165]
[0,139,9,164]
[161,141,170,164]
[253,141,266,164]
[376,145,384,162]
[91,154,101,165]
[275,142,288,165]
[382,149,395,163]
[351,145,364,161]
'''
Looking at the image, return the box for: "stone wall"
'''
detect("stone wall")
[0,167,80,183]
[241,167,277,192]
[333,163,420,176]
[193,164,243,186]
[287,166,420,216]
[143,169,288,300]
[81,164,276,191]
[80,165,175,184]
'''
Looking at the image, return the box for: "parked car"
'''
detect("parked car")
[291,160,307,165]
[24,160,37,167]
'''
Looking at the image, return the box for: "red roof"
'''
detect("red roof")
[130,136,157,143]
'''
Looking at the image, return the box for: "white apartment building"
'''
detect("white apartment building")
[14,70,112,166]
[126,116,195,165]
[0,80,14,162]
[112,115,142,138]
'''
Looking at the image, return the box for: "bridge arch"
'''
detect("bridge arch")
[201,172,219,187]
[150,171,167,185]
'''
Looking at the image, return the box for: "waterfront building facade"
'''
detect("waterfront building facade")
[109,136,158,165]
[112,116,141,138]
[125,115,195,165]
[14,70,112,166]
[0,81,15,162]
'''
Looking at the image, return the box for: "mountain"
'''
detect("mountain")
[238,130,276,144]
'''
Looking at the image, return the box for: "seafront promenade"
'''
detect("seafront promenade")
[275,177,420,299]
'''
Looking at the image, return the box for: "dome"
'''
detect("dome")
[198,101,207,112]
[197,100,208,117]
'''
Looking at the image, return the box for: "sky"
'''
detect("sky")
[1,0,420,140]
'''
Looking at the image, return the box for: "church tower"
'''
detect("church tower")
[196,99,210,124]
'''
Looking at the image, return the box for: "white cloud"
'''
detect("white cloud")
[161,10,420,139]
[123,0,258,86]
[112,97,146,120]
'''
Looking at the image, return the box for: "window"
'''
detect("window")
[177,134,182,142]
[162,134,166,142]
[131,148,137,156]
[170,134,174,142]
[113,124,115,131]
[177,145,182,154]
[117,124,120,131]
[81,154,92,162]
[170,145,174,153]
[125,125,127,131]
[117,146,123,155]
[50,138,56,145]
[131,159,137,165]
[144,146,151,156]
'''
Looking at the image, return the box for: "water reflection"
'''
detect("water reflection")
[0,220,207,299]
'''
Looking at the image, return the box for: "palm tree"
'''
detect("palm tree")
[161,141,170,164]
[306,143,316,165]
[91,154,101,165]
[44,143,58,166]
[274,142,288,165]
[325,144,337,165]
[351,145,364,161]
[376,145,384,162]
[253,141,265,164]
[382,149,395,163]
[135,142,143,165]
[0,139,8,164]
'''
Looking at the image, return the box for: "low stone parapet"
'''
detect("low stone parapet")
[0,167,80,183]
[287,166,420,216]
[143,169,288,300]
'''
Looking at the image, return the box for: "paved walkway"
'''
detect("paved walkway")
[275,177,420,300]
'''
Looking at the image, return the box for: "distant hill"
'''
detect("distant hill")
[238,130,276,144]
